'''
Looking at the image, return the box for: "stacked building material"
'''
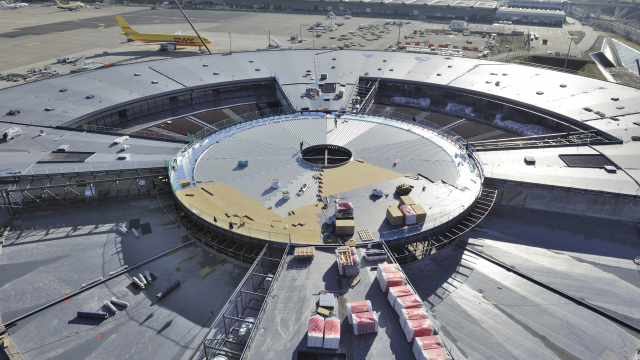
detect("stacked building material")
[335,246,360,276]
[307,315,325,348]
[445,103,473,115]
[400,205,417,225]
[347,300,373,324]
[391,96,431,108]
[323,317,341,349]
[493,119,553,136]
[294,247,316,260]
[352,311,379,335]
[400,308,429,332]
[394,294,424,316]
[388,285,415,308]
[413,336,446,360]
[379,271,406,292]
[365,249,387,261]
[375,262,400,281]
[404,319,434,342]
[418,347,452,360]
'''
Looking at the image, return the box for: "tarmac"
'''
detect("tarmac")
[0,6,595,90]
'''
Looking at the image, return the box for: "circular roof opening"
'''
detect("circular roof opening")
[300,144,352,168]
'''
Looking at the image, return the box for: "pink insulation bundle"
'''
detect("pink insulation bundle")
[351,311,379,335]
[400,205,417,225]
[379,271,406,292]
[394,294,423,315]
[400,307,429,332]
[387,285,415,308]
[404,319,434,342]
[347,300,372,324]
[307,315,324,348]
[413,335,444,359]
[419,347,452,360]
[323,317,340,349]
[376,263,400,284]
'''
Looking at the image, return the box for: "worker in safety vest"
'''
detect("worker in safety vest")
[300,141,303,151]
[334,118,338,128]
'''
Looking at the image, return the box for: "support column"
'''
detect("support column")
[614,6,621,19]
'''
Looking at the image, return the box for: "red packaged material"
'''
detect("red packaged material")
[401,308,429,333]
[400,205,417,225]
[323,317,340,349]
[352,311,379,335]
[416,336,443,350]
[413,336,445,359]
[394,294,423,315]
[308,317,324,335]
[336,202,354,213]
[404,319,433,342]
[388,285,415,307]
[307,315,325,348]
[379,271,406,292]
[422,347,451,360]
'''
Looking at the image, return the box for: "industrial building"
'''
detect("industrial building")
[1,42,640,360]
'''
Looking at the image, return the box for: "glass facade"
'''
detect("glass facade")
[379,81,578,133]
[80,82,275,129]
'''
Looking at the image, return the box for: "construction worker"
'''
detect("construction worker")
[334,118,338,128]
[300,141,303,151]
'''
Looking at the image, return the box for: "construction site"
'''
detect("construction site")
[1,3,640,360]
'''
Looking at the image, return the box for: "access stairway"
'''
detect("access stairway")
[386,187,497,264]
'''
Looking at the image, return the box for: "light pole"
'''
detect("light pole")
[564,35,577,70]
[229,32,231,53]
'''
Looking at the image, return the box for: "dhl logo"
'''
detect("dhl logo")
[173,37,197,43]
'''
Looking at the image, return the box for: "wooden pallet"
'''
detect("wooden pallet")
[294,247,316,260]
[336,247,354,266]
[358,229,374,242]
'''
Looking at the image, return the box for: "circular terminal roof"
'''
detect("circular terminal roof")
[172,114,483,244]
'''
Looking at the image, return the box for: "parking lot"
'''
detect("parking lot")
[0,6,595,85]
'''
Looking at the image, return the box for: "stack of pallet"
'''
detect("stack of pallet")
[335,246,360,277]
[294,247,315,260]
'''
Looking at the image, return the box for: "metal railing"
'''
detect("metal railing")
[170,110,484,244]
[1,161,167,181]
[187,106,295,143]
[189,243,288,360]
[365,108,468,149]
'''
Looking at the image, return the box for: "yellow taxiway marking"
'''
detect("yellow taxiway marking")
[26,43,39,46]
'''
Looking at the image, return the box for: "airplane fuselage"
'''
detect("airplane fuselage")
[128,34,208,47]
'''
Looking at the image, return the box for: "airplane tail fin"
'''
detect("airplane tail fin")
[116,16,138,35]
[0,1,7,7]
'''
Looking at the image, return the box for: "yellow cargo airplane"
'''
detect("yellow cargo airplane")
[116,16,211,50]
[55,0,85,10]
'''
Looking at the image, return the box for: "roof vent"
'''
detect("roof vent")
[524,156,536,165]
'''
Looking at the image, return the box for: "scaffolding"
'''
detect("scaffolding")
[1,166,167,215]
[190,243,288,360]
